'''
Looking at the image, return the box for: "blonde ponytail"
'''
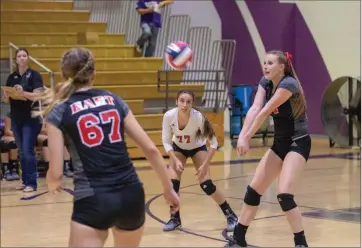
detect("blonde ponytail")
[33,78,77,117]
[33,47,95,118]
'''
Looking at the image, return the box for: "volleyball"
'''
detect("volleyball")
[165,41,192,70]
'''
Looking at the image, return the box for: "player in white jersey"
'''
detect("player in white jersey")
[161,89,238,232]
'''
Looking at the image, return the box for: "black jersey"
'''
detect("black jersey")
[259,76,309,140]
[46,89,140,201]
[6,68,44,123]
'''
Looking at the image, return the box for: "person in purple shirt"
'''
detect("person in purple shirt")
[135,0,173,57]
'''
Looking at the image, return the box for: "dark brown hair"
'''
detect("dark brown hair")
[266,50,306,118]
[176,89,215,140]
[34,47,95,116]
[14,48,29,72]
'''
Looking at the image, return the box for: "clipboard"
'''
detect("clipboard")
[1,86,27,101]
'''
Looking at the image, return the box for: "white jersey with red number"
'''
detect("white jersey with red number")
[162,108,218,152]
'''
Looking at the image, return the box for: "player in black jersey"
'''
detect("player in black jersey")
[225,51,311,248]
[33,48,179,247]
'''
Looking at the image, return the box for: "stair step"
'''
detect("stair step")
[94,84,205,100]
[41,70,183,86]
[125,130,162,148]
[1,0,74,10]
[1,33,126,45]
[1,45,137,59]
[1,21,107,34]
[126,100,144,114]
[1,9,90,22]
[32,58,163,72]
[135,114,163,130]
[128,146,167,159]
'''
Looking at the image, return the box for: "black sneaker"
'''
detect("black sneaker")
[224,235,247,247]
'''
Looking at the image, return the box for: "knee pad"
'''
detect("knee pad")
[8,141,17,149]
[200,179,216,195]
[244,185,262,206]
[277,193,297,212]
[42,139,48,147]
[171,179,180,193]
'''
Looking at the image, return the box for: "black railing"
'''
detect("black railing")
[157,69,228,113]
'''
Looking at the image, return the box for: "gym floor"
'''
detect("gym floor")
[1,136,360,247]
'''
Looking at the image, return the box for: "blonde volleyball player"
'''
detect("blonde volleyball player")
[162,89,238,232]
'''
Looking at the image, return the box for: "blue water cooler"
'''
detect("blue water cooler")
[229,84,254,140]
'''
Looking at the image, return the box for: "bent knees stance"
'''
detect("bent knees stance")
[200,179,216,195]
[244,185,262,206]
[277,193,297,212]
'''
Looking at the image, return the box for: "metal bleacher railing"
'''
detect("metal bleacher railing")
[72,0,236,113]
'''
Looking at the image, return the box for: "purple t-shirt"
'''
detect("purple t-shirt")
[136,0,162,28]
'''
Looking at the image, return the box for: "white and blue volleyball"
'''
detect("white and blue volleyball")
[165,41,193,70]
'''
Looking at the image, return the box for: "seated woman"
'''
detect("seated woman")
[0,113,20,181]
[36,120,73,177]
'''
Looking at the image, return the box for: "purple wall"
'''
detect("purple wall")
[213,0,332,134]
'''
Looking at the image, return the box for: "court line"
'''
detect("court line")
[145,194,230,244]
[180,191,361,224]
[144,152,360,246]
[1,151,358,203]
[1,151,358,247]
[137,151,360,172]
[2,151,356,199]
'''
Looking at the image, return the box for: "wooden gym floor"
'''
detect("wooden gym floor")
[1,136,360,247]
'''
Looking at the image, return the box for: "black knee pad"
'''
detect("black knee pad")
[8,141,17,149]
[42,139,48,147]
[277,193,297,212]
[244,185,262,206]
[171,179,180,193]
[200,179,216,195]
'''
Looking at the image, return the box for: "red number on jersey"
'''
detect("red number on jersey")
[77,109,122,147]
[176,135,191,143]
[100,109,122,143]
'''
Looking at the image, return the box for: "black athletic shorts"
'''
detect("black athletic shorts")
[271,135,311,161]
[0,140,17,152]
[71,183,145,231]
[172,143,207,158]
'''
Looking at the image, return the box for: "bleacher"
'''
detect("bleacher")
[0,0,236,159]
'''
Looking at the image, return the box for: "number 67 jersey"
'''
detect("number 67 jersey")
[46,89,140,200]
